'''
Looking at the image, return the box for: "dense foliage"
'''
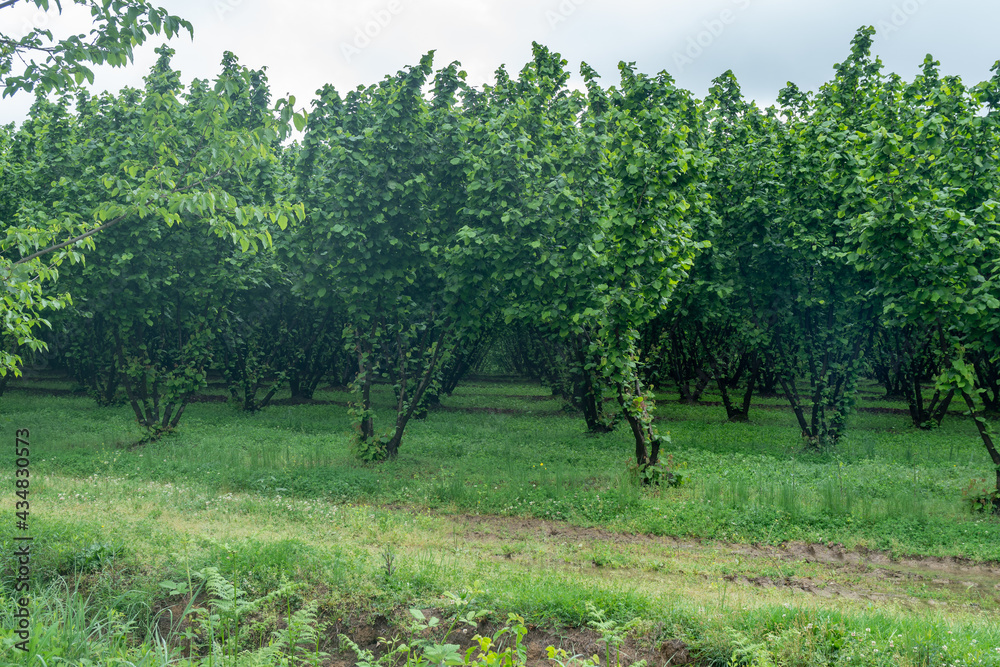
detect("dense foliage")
[3,25,1000,509]
[0,0,198,375]
[2,47,304,435]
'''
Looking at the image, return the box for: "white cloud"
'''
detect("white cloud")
[2,0,999,125]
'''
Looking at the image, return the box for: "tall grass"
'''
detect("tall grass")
[4,565,1000,667]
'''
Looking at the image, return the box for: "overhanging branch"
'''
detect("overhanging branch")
[14,213,128,265]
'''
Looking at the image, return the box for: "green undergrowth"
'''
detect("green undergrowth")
[1,478,1000,666]
[4,378,1000,565]
[4,581,999,666]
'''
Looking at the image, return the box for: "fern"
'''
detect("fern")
[266,600,328,664]
[182,567,316,663]
[339,633,410,667]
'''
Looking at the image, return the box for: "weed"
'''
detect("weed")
[626,454,683,488]
[702,478,723,506]
[819,477,853,517]
[382,545,398,579]
[546,646,600,667]
[779,481,800,519]
[587,544,622,569]
[339,594,573,667]
[962,477,1000,514]
[585,602,646,667]
[70,541,119,573]
[725,478,750,509]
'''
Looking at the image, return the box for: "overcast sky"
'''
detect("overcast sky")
[2,0,999,125]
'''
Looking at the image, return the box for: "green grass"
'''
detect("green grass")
[3,376,1000,664]
[2,470,999,665]
[5,378,998,561]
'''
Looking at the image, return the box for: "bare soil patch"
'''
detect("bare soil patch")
[447,513,1000,604]
[329,609,689,667]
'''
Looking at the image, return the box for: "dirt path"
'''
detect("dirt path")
[444,513,1000,609]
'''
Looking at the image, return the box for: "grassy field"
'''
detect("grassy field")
[2,376,999,665]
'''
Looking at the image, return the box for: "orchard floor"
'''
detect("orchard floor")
[2,374,1000,665]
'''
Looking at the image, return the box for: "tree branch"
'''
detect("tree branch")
[14,213,128,265]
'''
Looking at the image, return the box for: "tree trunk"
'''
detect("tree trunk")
[616,377,661,480]
[720,360,757,423]
[384,329,449,460]
[289,374,309,399]
[677,369,710,404]
[716,374,741,421]
[757,366,780,396]
[114,332,154,429]
[779,374,810,439]
[973,355,1000,415]
[961,390,1000,515]
[711,352,757,423]
[574,336,612,432]
[908,381,953,430]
